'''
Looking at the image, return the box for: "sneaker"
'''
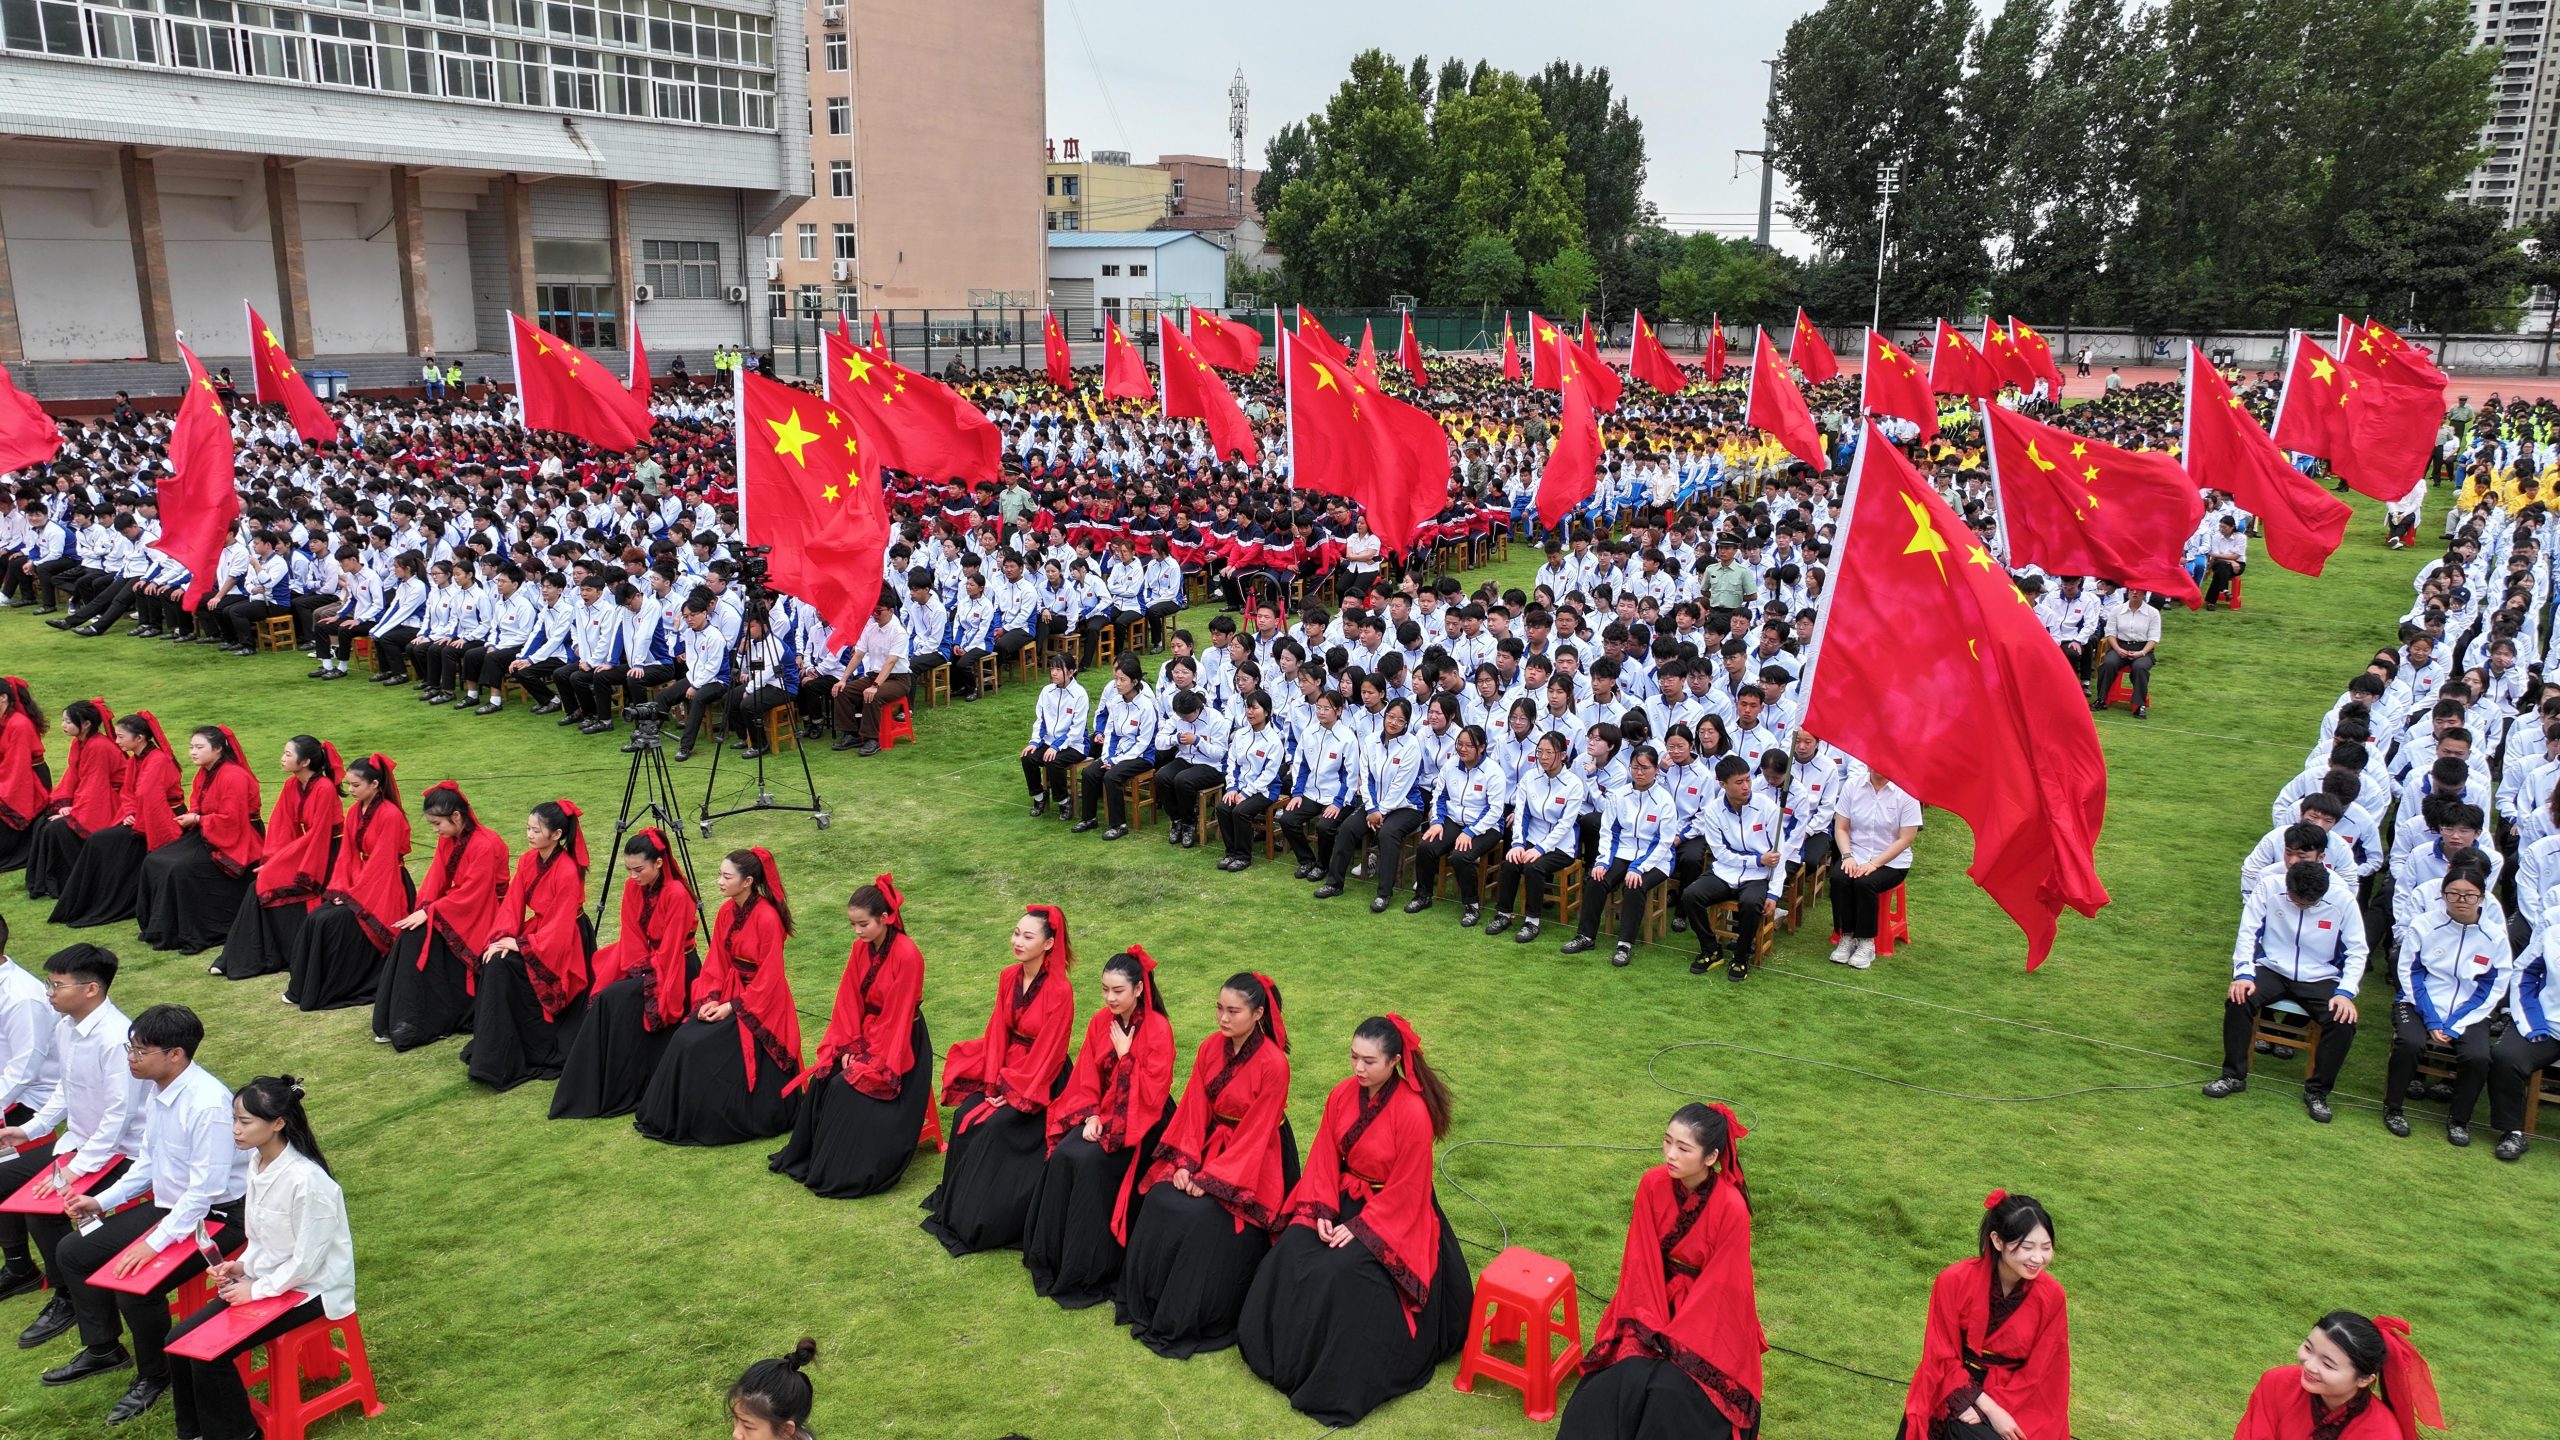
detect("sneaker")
[1611,943,1632,968]
[1688,955,1717,976]
[2496,1131,2528,1162]
[2200,1076,2247,1099]
[1727,958,1750,982]
[2446,1122,2472,1148]
[1560,936,1595,955]
[1369,896,1390,913]
[1828,936,1856,965]
[1846,939,1875,970]
[2303,1092,2333,1124]
[1514,918,1541,944]
[1458,904,1481,927]
[1311,884,1343,900]
[1484,912,1515,936]
[1403,895,1433,914]
[2383,1110,2411,1138]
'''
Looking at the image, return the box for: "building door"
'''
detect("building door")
[537,284,620,350]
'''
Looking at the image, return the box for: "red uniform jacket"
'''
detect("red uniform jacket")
[1902,1257,2072,1440]
[119,749,185,851]
[588,874,700,1031]
[939,961,1074,1127]
[695,897,799,1088]
[2231,1367,2401,1440]
[53,733,124,839]
[1141,1031,1292,1233]
[254,775,342,907]
[791,930,923,1100]
[321,797,412,954]
[189,759,264,876]
[418,824,513,966]
[0,708,43,830]
[1583,1165,1767,1432]
[491,846,591,1019]
[1283,1077,1442,1334]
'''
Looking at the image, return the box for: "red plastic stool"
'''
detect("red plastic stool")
[168,1269,218,1322]
[875,697,915,752]
[2227,575,2244,610]
[240,1312,385,1440]
[1452,1246,1583,1422]
[918,1102,946,1153]
[1829,882,1911,957]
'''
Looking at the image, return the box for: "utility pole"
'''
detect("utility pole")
[1733,59,1780,246]
[1871,161,1901,333]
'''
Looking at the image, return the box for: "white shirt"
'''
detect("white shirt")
[95,1060,253,1250]
[238,1145,357,1319]
[0,959,59,1118]
[24,998,146,1177]
[1838,779,1923,869]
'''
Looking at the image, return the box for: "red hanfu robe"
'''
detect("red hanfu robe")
[789,930,923,1099]
[490,846,591,1019]
[1902,1257,2072,1440]
[588,874,700,1031]
[419,825,515,970]
[695,897,800,1087]
[1282,1077,1442,1334]
[321,798,413,954]
[190,759,265,876]
[0,707,43,830]
[1137,1030,1291,1237]
[52,733,123,838]
[253,775,342,908]
[1583,1165,1767,1432]
[939,961,1074,1128]
[2232,1367,2402,1440]
[1046,1005,1175,1240]
[121,749,186,851]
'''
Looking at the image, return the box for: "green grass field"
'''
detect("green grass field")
[3,503,2554,1439]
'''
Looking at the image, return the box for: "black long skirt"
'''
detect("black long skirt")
[0,817,32,875]
[551,965,700,1121]
[1116,1119,1303,1358]
[632,1015,797,1145]
[1022,1103,1180,1309]
[23,815,84,899]
[1237,1196,1475,1426]
[373,928,476,1050]
[287,899,406,1012]
[48,825,146,929]
[134,835,250,954]
[768,1014,934,1198]
[210,892,304,980]
[1558,1356,1743,1440]
[920,1098,1054,1256]
[461,953,589,1092]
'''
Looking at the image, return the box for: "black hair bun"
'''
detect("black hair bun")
[785,1338,818,1370]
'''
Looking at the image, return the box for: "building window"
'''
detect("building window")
[537,282,619,349]
[1060,174,1080,198]
[1054,211,1079,231]
[829,159,852,197]
[826,95,847,133]
[797,223,817,260]
[832,223,855,260]
[1045,175,1055,196]
[796,283,822,316]
[1100,263,1120,277]
[640,238,721,299]
[822,31,843,68]
[1129,263,1148,277]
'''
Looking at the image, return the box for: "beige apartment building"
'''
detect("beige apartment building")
[1044,145,1175,233]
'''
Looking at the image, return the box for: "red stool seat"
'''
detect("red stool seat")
[239,1311,385,1440]
[1452,1246,1583,1422]
[876,697,915,752]
[2227,574,2245,610]
[1829,881,1912,956]
[169,1268,218,1322]
[919,1102,946,1153]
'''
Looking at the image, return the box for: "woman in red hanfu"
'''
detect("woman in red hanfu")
[770,875,932,1198]
[135,723,264,954]
[2231,1312,2447,1440]
[374,780,512,1050]
[1022,945,1177,1309]
[23,697,120,900]
[1899,1191,2072,1440]
[920,904,1076,1255]
[1560,1103,1766,1439]
[286,754,413,1011]
[463,799,594,1090]
[551,828,699,1119]
[48,708,175,929]
[1238,1013,1472,1427]
[0,677,48,874]
[213,735,343,980]
[634,847,801,1144]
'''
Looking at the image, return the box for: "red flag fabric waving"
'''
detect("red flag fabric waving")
[1284,331,1452,554]
[1295,307,1352,369]
[1188,309,1262,373]
[1859,329,1938,442]
[243,302,340,444]
[1804,420,2111,967]
[1043,310,1074,390]
[2358,319,2448,386]
[509,312,653,451]
[1528,312,1567,392]
[1981,320,2036,392]
[1502,313,1523,382]
[1629,311,1687,393]
[626,317,651,404]
[1158,316,1260,463]
[1704,317,1728,380]
[2182,343,2351,575]
[165,344,243,612]
[0,363,60,476]
[1097,318,1154,403]
[1397,310,1430,389]
[1353,321,1382,389]
[1580,311,1594,348]
[1929,319,1996,399]
[1789,308,1839,384]
[1569,327,1624,413]
[1747,328,1827,469]
[838,311,852,343]
[2336,329,2447,497]
[1983,403,2203,607]
[818,329,1006,482]
[735,369,891,651]
[2010,319,2065,393]
[1536,344,1605,527]
[869,312,888,352]
[2269,334,2371,490]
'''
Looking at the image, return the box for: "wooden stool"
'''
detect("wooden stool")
[500,678,532,704]
[1598,879,1671,944]
[1706,900,1779,966]
[975,653,1001,697]
[1044,634,1082,671]
[763,703,801,754]
[1451,1246,1583,1422]
[1093,625,1116,668]
[1012,642,1041,682]
[1550,865,1584,927]
[238,1312,386,1440]
[1183,572,1207,607]
[2525,1064,2558,1137]
[924,664,951,709]
[2251,1000,2324,1081]
[256,614,299,653]
[351,635,372,664]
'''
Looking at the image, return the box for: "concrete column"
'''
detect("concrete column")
[263,158,313,358]
[607,180,633,321]
[0,201,21,363]
[119,147,177,363]
[500,174,536,321]
[390,166,434,354]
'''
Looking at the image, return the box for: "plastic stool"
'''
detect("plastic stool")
[2227,575,2245,610]
[875,698,915,752]
[240,1312,385,1440]
[169,1268,218,1322]
[919,1102,946,1153]
[1452,1246,1583,1422]
[1829,882,1910,956]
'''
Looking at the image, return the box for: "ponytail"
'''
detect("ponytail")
[234,1075,330,1175]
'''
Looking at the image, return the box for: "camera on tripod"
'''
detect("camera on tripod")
[737,543,773,592]
[622,699,671,736]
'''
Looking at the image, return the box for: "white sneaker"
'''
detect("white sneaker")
[1828,936,1856,964]
[1847,939,1876,970]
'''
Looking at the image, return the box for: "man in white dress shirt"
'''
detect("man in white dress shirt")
[0,916,63,1299]
[4,944,147,1348]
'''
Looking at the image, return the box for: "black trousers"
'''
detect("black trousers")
[411,639,465,689]
[465,644,522,689]
[1216,791,1275,860]
[2488,1030,2560,1134]
[1332,808,1422,897]
[1494,847,1576,918]
[1154,760,1222,834]
[650,678,729,751]
[66,576,140,629]
[1275,798,1346,867]
[1682,872,1769,957]
[21,1157,129,1290]
[2385,1004,2491,1124]
[314,613,366,661]
[621,662,681,706]
[516,656,568,704]
[0,1131,58,1273]
[950,646,989,698]
[991,627,1035,669]
[1578,862,1667,944]
[1413,826,1491,902]
[167,1292,328,1440]
[221,597,289,647]
[1023,746,1086,803]
[1831,865,1906,938]
[722,683,794,741]
[37,1197,243,1386]
[290,591,338,642]
[31,556,88,606]
[2094,650,2154,705]
[2219,968,2356,1094]
[2206,557,2245,605]
[557,664,620,720]
[371,624,420,679]
[1079,757,1152,827]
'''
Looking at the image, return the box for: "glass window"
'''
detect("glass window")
[1061,175,1079,198]
[1129,264,1148,277]
[832,222,853,260]
[828,159,851,197]
[641,238,719,299]
[796,222,817,261]
[1100,264,1119,277]
[825,95,845,133]
[821,30,840,68]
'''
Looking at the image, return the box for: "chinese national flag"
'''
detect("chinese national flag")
[2182,343,2351,575]
[1804,420,2111,967]
[837,311,852,344]
[1188,309,1261,373]
[626,317,651,405]
[1295,306,1352,369]
[2268,334,2368,487]
[1629,311,1687,394]
[819,328,1006,481]
[2010,318,2065,393]
[165,344,243,612]
[1502,312,1523,382]
[1536,341,1605,527]
[1397,310,1430,389]
[242,302,340,444]
[870,312,888,352]
[0,364,61,476]
[1929,318,1995,399]
[509,312,653,451]
[1528,312,1567,392]
[2357,319,2448,386]
[1981,319,2037,392]
[1580,311,1595,348]
[1158,316,1260,463]
[1789,308,1839,384]
[1746,327,1826,469]
[1285,331,1452,553]
[1569,327,1624,413]
[2336,326,2447,498]
[1097,317,1154,403]
[1353,320,1382,389]
[1859,328,1938,442]
[735,369,891,650]
[1043,309,1074,389]
[1704,316,1727,379]
[1983,403,2203,608]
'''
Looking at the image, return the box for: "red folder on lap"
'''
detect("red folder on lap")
[88,1220,227,1295]
[0,1155,118,1215]
[166,1291,311,1362]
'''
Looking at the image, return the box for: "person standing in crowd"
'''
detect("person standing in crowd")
[1022,947,1176,1309]
[49,711,178,930]
[2204,859,2367,1121]
[133,725,264,956]
[634,848,801,1145]
[374,782,512,1051]
[770,877,932,1199]
[922,905,1075,1255]
[552,829,700,1120]
[212,736,342,982]
[24,700,124,904]
[2229,1312,2445,1440]
[463,799,594,1091]
[727,1338,819,1440]
[0,677,47,874]
[285,754,413,1012]
[1830,765,1921,970]
[1899,1191,2072,1440]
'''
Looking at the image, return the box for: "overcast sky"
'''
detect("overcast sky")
[1041,0,1816,245]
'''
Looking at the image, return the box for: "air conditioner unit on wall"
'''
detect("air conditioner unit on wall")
[831,259,850,281]
[821,4,841,23]
[764,257,781,281]
[632,283,655,303]
[725,284,749,304]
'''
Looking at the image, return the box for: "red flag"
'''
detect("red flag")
[1528,312,1567,392]
[838,311,852,343]
[1789,308,1839,384]
[818,329,1005,482]
[1502,313,1523,382]
[1537,343,1605,527]
[1746,327,1826,469]
[1629,311,1687,394]
[1981,319,2036,392]
[1579,311,1594,348]
[2010,318,2065,394]
[2182,343,2351,576]
[1158,316,1259,463]
[1187,309,1261,373]
[870,312,888,352]
[2337,327,2447,497]
[626,315,651,406]
[2269,334,2369,490]
[242,302,340,445]
[1569,327,1624,414]
[1284,331,1452,554]
[1858,329,1938,442]
[735,369,891,650]
[1704,316,1727,380]
[2358,319,2448,387]
[1983,403,2203,607]
[1929,319,1995,399]
[1353,321,1382,389]
[1294,307,1351,369]
[0,363,61,476]
[1098,317,1154,403]
[1397,310,1430,389]
[165,344,243,613]
[509,312,653,451]
[1805,420,2110,966]
[1043,309,1074,390]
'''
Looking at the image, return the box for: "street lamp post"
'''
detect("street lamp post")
[1871,161,1902,335]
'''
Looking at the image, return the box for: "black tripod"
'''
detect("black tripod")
[597,703,706,926]
[700,583,828,838]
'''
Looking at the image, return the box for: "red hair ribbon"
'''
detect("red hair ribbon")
[1126,943,1157,1005]
[552,798,590,869]
[2374,1316,2445,1440]
[426,779,477,827]
[319,740,344,783]
[750,846,785,908]
[134,709,172,756]
[1707,1101,1749,1191]
[1252,971,1288,1049]
[91,698,113,732]
[0,676,32,718]
[1983,1188,2009,1211]
[1025,903,1071,975]
[634,826,666,859]
[214,724,245,768]
[871,873,904,928]
[1384,1011,1425,1095]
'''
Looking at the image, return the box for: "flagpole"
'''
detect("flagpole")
[1980,401,2010,566]
[2179,342,2199,487]
[2267,329,2302,447]
[1280,327,1297,495]
[242,299,259,406]
[1857,327,1875,423]
[1795,418,1873,730]
[731,361,750,548]
[506,312,527,425]
[1743,326,1763,436]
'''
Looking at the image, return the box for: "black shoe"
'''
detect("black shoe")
[0,1266,41,1302]
[832,737,861,752]
[1101,825,1128,841]
[1072,819,1099,834]
[2383,1110,2411,1137]
[858,741,879,756]
[1485,912,1515,936]
[427,692,452,706]
[1370,896,1390,913]
[18,1294,74,1348]
[307,667,332,679]
[1312,884,1343,899]
[2303,1092,2333,1124]
[2424,1081,2455,1105]
[73,625,103,637]
[2201,1076,2247,1099]
[2133,705,2148,719]
[1667,913,1688,932]
[531,701,562,716]
[37,1340,123,1380]
[1217,856,1243,871]
[556,714,582,727]
[1459,903,1481,927]
[1166,824,1186,847]
[2447,1122,2472,1148]
[473,702,502,716]
[28,606,52,616]
[740,745,767,760]
[43,617,71,630]
[1727,959,1750,982]
[2496,1131,2528,1162]
[1293,864,1320,881]
[673,747,694,763]
[1180,827,1199,850]
[1560,936,1595,955]
[104,1373,167,1423]
[129,627,158,638]
[1689,956,1716,976]
[1029,800,1047,818]
[1514,918,1541,944]
[2268,1044,2297,1061]
[579,721,612,735]
[1404,896,1433,914]
[1611,943,1633,967]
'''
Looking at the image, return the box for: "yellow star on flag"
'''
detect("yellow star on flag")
[1310,363,1339,391]
[824,410,840,428]
[1966,544,1996,571]
[260,327,281,349]
[2082,465,2099,482]
[841,352,874,385]
[2069,441,2087,458]
[766,408,819,465]
[2309,355,2337,383]
[821,484,841,502]
[1901,492,1951,583]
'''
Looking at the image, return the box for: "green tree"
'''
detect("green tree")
[1445,231,1526,305]
[1254,121,1312,217]
[1532,246,1600,314]
[1422,65,1586,300]
[2325,199,2528,335]
[1705,244,1801,327]
[2000,0,2142,325]
[1526,62,1649,253]
[1262,51,1435,303]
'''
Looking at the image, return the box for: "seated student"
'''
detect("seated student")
[1410,722,1507,923]
[2090,588,2161,716]
[213,736,343,981]
[133,725,263,956]
[1829,764,1923,971]
[374,782,514,1051]
[2203,515,2248,608]
[922,905,1076,1256]
[2385,858,2507,1145]
[164,1075,357,1440]
[1325,696,1426,907]
[1154,689,1231,852]
[827,594,910,755]
[771,877,930,1199]
[24,699,121,900]
[2388,800,2499,931]
[1213,692,1290,873]
[2240,807,2357,898]
[1559,1104,1765,1440]
[1073,655,1160,839]
[635,848,800,1146]
[1020,651,1092,819]
[1276,689,1361,879]
[1023,948,1177,1309]
[0,677,47,875]
[1681,755,1781,979]
[1898,1192,2071,1440]
[2490,930,2559,1162]
[1568,742,1680,967]
[0,943,147,1323]
[286,754,414,1012]
[50,711,179,930]
[2203,860,2369,1122]
[1237,1015,1472,1427]
[552,830,700,1120]
[0,918,52,1295]
[463,800,593,1091]
[2229,1311,2443,1440]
